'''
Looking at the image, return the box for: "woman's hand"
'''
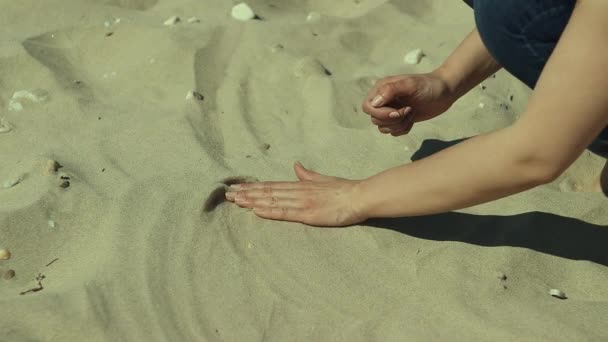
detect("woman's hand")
[224,162,368,227]
[362,71,457,136]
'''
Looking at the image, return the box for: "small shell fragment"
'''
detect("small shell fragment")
[549,289,567,299]
[404,49,424,65]
[0,248,11,260]
[187,17,200,23]
[232,3,256,21]
[44,160,63,175]
[164,15,181,26]
[48,220,56,228]
[478,103,485,109]
[306,12,321,22]
[2,174,23,189]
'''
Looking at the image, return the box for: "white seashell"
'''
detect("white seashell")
[306,12,321,22]
[12,89,49,103]
[404,48,424,65]
[2,174,23,189]
[549,289,567,299]
[164,15,181,26]
[187,17,200,23]
[232,3,256,21]
[48,220,56,228]
[478,103,485,109]
[0,248,11,260]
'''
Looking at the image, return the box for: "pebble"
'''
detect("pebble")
[306,12,321,22]
[0,248,11,260]
[549,288,567,299]
[496,272,507,281]
[48,220,56,228]
[3,269,15,280]
[187,17,200,23]
[404,48,424,65]
[0,118,11,133]
[478,103,485,109]
[59,180,70,189]
[164,15,181,26]
[232,3,256,21]
[2,174,23,189]
[186,90,205,101]
[270,43,284,53]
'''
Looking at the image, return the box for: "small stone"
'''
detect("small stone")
[509,95,514,101]
[48,220,56,228]
[549,289,567,299]
[59,180,70,189]
[0,248,11,260]
[496,272,507,281]
[164,15,181,26]
[232,3,256,21]
[404,49,424,65]
[187,17,200,23]
[105,32,114,37]
[186,91,205,101]
[306,12,321,22]
[261,143,271,150]
[3,269,15,280]
[0,118,11,133]
[478,103,485,109]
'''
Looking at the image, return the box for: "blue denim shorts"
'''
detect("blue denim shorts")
[464,0,608,157]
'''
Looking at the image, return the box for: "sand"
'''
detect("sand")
[1,0,607,340]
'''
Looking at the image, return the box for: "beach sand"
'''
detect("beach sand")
[1,0,607,340]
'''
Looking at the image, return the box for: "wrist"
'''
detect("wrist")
[431,65,463,102]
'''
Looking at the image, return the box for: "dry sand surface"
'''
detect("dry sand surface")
[1,0,608,340]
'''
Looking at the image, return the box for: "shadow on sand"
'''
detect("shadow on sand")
[364,138,608,267]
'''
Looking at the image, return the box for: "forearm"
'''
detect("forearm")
[433,29,502,100]
[356,127,550,218]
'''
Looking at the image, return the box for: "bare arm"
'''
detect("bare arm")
[435,28,502,101]
[356,0,608,218]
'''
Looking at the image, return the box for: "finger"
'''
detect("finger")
[253,207,307,223]
[230,188,305,201]
[370,107,412,126]
[230,181,305,191]
[389,122,415,136]
[378,119,414,135]
[368,79,412,108]
[235,196,302,209]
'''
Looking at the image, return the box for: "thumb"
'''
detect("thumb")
[370,78,414,108]
[294,161,324,181]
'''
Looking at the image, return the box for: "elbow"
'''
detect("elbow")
[515,155,565,186]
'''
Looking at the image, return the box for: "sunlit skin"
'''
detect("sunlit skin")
[225,0,608,227]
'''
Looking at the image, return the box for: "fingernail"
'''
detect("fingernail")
[225,191,235,198]
[230,184,241,190]
[389,111,400,119]
[371,95,384,107]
